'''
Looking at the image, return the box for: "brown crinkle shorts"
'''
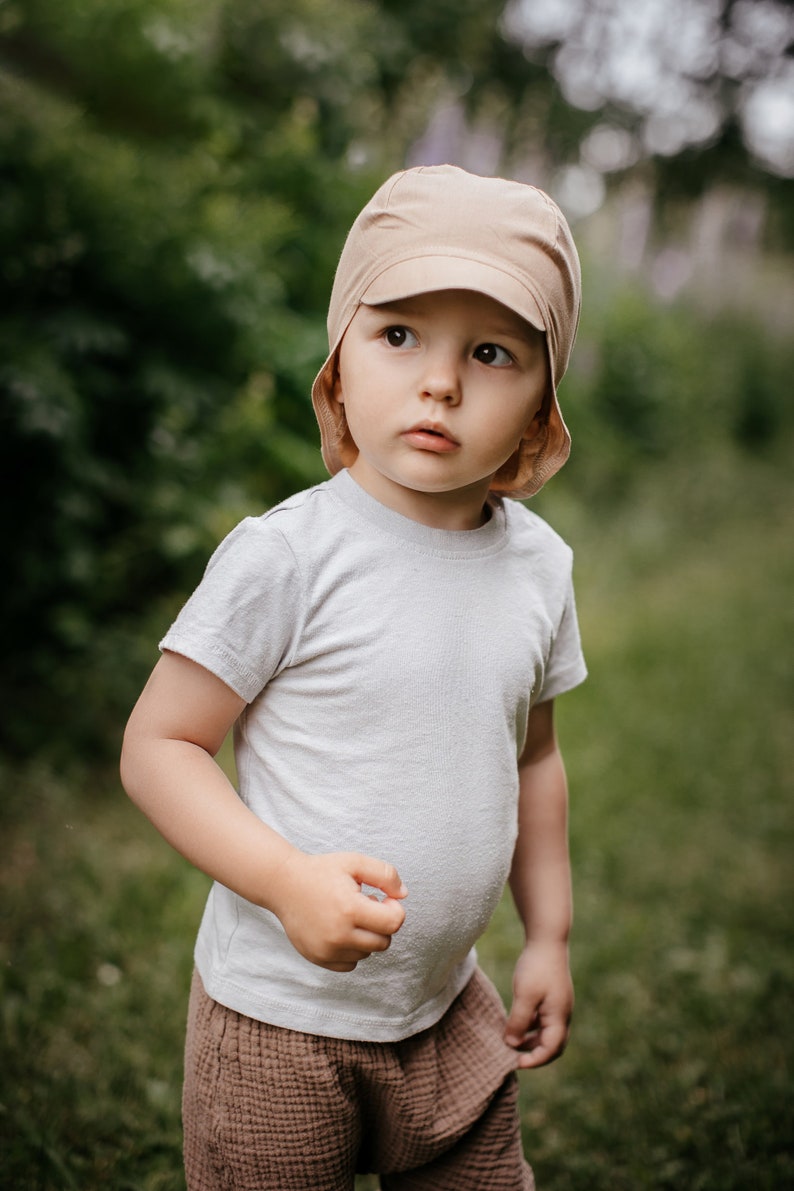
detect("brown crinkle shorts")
[183,966,535,1190]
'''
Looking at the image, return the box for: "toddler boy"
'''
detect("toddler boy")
[121,164,586,1190]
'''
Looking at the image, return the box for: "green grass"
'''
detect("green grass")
[2,453,792,1189]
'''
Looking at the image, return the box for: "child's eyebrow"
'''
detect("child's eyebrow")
[476,318,544,350]
[486,322,538,345]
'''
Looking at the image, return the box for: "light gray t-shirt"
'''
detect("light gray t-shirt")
[161,469,586,1041]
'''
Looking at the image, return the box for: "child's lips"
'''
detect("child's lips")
[402,421,460,452]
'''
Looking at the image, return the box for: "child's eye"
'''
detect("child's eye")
[383,326,418,348]
[474,343,513,367]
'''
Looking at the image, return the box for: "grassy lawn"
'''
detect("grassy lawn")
[2,456,792,1188]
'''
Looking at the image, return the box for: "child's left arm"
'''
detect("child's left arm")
[504,697,574,1069]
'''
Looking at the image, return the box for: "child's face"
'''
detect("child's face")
[333,289,548,528]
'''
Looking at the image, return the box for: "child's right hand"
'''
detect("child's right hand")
[270,851,408,972]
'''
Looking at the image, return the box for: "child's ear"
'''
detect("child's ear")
[331,361,344,405]
[323,356,359,468]
[520,408,545,444]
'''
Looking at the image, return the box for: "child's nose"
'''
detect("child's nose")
[419,349,462,404]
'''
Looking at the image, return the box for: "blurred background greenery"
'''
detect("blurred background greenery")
[1,0,792,1187]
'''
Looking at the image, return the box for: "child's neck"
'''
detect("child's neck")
[347,460,492,531]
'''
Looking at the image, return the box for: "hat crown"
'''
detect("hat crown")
[327,165,581,387]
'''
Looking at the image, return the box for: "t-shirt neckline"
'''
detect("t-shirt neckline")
[328,469,508,557]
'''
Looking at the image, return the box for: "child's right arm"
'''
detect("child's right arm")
[120,651,407,972]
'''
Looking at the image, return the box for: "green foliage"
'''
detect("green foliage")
[532,276,794,515]
[0,1,362,752]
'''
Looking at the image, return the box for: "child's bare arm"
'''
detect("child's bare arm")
[120,651,406,972]
[504,698,574,1069]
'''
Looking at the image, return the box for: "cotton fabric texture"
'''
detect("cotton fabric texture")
[183,966,535,1190]
[311,164,582,498]
[160,470,586,1042]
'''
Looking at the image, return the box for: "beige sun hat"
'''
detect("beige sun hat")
[311,164,582,498]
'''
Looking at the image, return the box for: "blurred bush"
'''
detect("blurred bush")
[0,3,357,752]
[553,284,794,507]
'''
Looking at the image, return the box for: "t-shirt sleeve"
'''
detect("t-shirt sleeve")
[534,570,587,704]
[159,517,304,703]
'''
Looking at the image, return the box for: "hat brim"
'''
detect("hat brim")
[360,255,547,337]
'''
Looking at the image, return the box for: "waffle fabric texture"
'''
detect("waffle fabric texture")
[183,966,535,1189]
